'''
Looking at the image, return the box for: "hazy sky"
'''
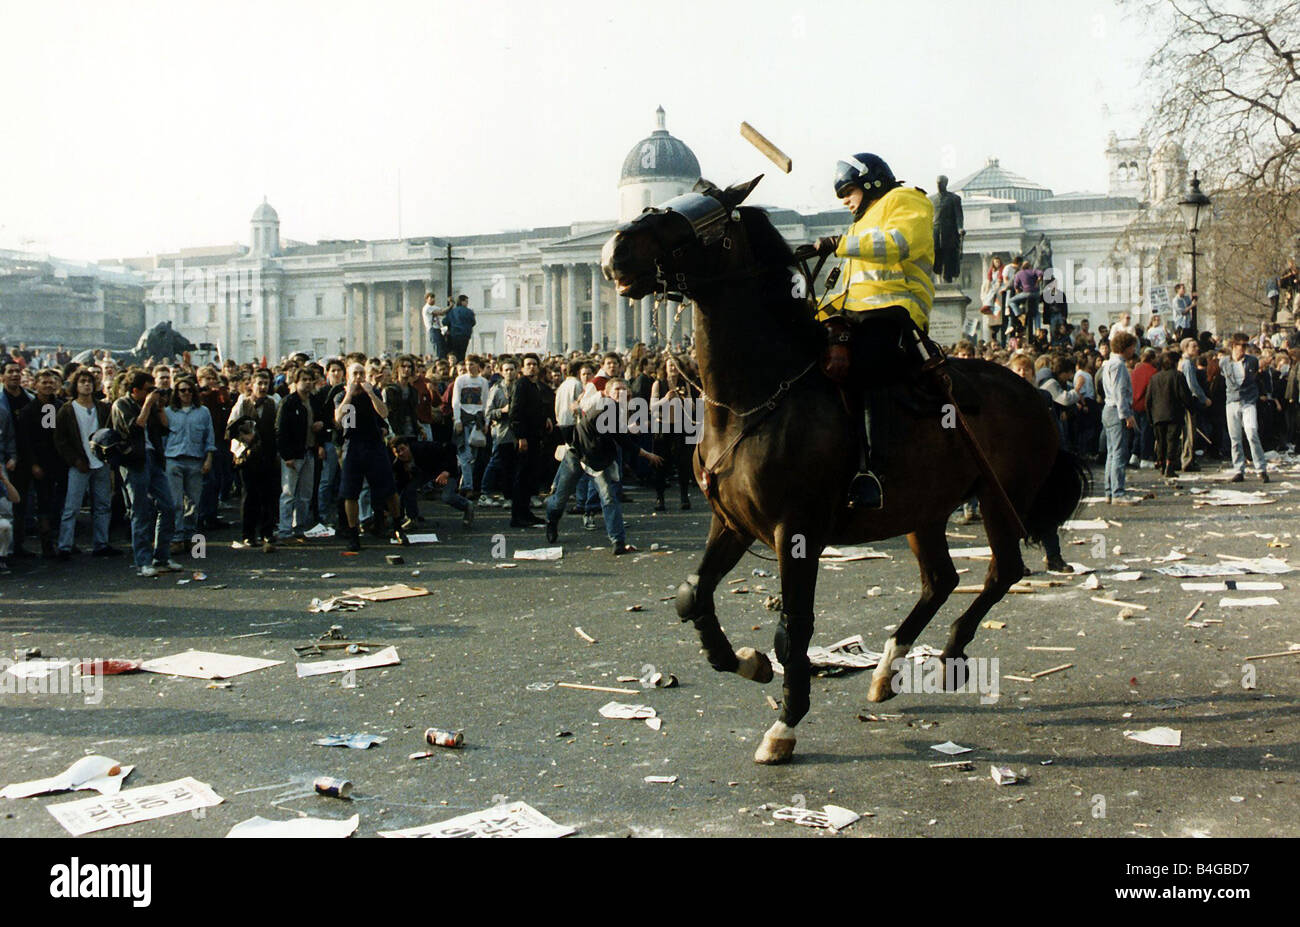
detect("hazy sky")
[0,0,1154,262]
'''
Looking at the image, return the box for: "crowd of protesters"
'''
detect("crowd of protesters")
[949,280,1300,513]
[0,325,703,574]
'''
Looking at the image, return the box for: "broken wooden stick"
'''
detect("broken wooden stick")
[1030,663,1074,679]
[557,682,639,695]
[574,627,597,644]
[1090,596,1147,611]
[1183,600,1205,623]
[1243,649,1300,662]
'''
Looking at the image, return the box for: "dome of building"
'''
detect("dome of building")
[251,197,279,223]
[619,106,701,185]
[953,158,1052,202]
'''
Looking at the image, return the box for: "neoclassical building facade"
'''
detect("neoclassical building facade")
[119,117,1205,362]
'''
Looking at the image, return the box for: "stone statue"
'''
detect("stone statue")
[932,175,964,283]
[1036,236,1054,273]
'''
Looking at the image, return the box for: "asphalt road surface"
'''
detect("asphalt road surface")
[2,463,1297,838]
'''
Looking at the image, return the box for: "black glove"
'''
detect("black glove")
[815,235,841,256]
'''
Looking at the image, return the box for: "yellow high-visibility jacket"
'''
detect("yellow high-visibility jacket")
[815,186,936,331]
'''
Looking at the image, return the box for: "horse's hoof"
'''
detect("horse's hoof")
[754,733,796,765]
[735,647,774,684]
[866,673,897,703]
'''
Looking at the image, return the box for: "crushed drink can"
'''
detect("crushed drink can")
[314,776,353,798]
[424,728,464,749]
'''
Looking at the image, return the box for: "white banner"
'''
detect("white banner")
[1147,284,1172,318]
[504,321,548,354]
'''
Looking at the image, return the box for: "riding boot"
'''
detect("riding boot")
[38,517,57,559]
[848,393,883,510]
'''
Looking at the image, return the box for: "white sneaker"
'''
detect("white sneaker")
[161,559,184,572]
[138,565,159,577]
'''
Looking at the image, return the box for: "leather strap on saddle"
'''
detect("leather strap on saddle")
[917,336,1028,540]
[822,318,851,385]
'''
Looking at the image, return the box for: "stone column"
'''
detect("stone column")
[551,266,564,352]
[342,285,353,355]
[399,283,409,354]
[267,288,280,363]
[639,296,653,347]
[615,295,627,350]
[227,274,240,361]
[356,284,369,355]
[542,266,555,353]
[590,264,603,350]
[565,263,579,355]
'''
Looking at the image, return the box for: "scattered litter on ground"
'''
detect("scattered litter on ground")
[1061,519,1109,530]
[75,658,142,676]
[47,778,223,835]
[930,740,973,756]
[1218,596,1279,607]
[947,546,993,559]
[640,670,678,689]
[314,734,387,749]
[227,814,359,838]
[424,727,464,748]
[574,627,597,644]
[767,635,941,677]
[1182,580,1284,592]
[385,554,405,565]
[598,701,657,720]
[819,546,891,562]
[141,651,283,680]
[1124,726,1182,747]
[1026,646,1075,652]
[340,584,429,601]
[929,760,972,769]
[1194,489,1275,506]
[313,777,352,798]
[320,572,337,579]
[645,717,663,731]
[296,646,400,678]
[766,695,781,710]
[991,765,1020,785]
[308,595,368,613]
[981,620,1007,630]
[1153,550,1188,563]
[514,547,563,561]
[2,756,134,799]
[644,775,678,784]
[772,804,861,832]
[378,801,575,838]
[303,523,336,538]
[763,594,783,611]
[231,630,272,640]
[404,533,440,544]
[1104,571,1143,582]
[625,604,644,612]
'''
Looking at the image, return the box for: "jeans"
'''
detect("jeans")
[317,442,340,524]
[120,452,175,568]
[240,462,278,542]
[1226,401,1268,475]
[58,464,111,552]
[200,447,232,524]
[576,473,600,513]
[456,432,484,493]
[280,455,317,535]
[166,456,205,538]
[481,441,508,495]
[546,449,624,545]
[428,326,445,359]
[1101,406,1129,496]
[1009,292,1040,334]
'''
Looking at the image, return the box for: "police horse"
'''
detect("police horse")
[601,177,1086,764]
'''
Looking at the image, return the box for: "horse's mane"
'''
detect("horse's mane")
[736,206,826,354]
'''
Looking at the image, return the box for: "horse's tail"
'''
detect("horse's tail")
[1024,447,1091,547]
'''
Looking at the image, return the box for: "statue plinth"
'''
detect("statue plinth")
[928,283,971,347]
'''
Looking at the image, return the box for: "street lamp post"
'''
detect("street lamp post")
[1178,170,1212,334]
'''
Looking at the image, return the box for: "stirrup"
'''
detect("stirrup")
[847,471,883,510]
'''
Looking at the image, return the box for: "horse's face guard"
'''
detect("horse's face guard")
[601,176,763,300]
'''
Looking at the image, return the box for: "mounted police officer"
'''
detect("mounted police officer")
[811,153,936,509]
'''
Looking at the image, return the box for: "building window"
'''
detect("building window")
[180,305,189,324]
[315,295,324,316]
[287,297,295,317]
[208,304,217,323]
[482,287,492,309]
[515,285,522,308]
[533,284,543,304]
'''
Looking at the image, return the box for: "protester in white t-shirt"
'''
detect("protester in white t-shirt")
[451,355,490,495]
